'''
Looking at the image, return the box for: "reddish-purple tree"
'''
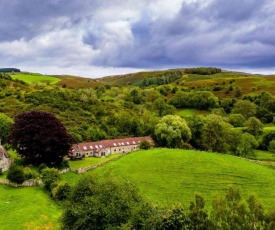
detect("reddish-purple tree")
[9,111,74,167]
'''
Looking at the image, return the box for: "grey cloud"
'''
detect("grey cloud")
[0,0,98,41]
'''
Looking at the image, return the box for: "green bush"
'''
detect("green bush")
[38,163,47,173]
[41,168,61,192]
[139,140,152,150]
[51,181,71,200]
[24,167,38,180]
[268,140,275,153]
[7,165,25,184]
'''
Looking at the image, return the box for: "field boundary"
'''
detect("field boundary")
[75,153,126,174]
[0,178,42,187]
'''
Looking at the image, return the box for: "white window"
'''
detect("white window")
[83,146,87,150]
[90,146,93,149]
[126,142,129,145]
[113,143,117,146]
[133,141,136,144]
[122,142,125,145]
[99,145,103,148]
[95,145,98,148]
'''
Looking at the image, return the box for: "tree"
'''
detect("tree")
[228,113,245,127]
[61,175,144,229]
[189,193,209,230]
[9,111,74,167]
[261,131,275,150]
[244,117,263,136]
[186,115,205,149]
[139,140,152,150]
[41,167,61,192]
[7,165,25,184]
[155,115,191,148]
[232,100,257,119]
[201,114,233,152]
[268,140,275,153]
[153,98,175,116]
[0,113,13,144]
[236,133,259,158]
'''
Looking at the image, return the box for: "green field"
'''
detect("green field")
[11,73,61,84]
[0,186,61,230]
[68,154,121,171]
[176,108,210,117]
[264,126,275,131]
[88,149,275,209]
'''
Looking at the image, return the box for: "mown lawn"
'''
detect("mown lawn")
[0,186,61,230]
[89,149,275,210]
[264,126,275,131]
[253,150,275,161]
[68,154,121,171]
[11,73,61,84]
[176,108,210,117]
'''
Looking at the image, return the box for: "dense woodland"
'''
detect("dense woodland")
[1,67,275,159]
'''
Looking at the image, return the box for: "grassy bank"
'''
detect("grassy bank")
[0,186,61,230]
[89,149,275,209]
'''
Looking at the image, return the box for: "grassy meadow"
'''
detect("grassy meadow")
[0,186,61,230]
[68,153,121,171]
[11,73,61,84]
[88,149,275,209]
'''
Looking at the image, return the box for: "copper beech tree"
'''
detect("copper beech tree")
[9,111,74,167]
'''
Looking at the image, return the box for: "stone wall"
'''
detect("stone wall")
[0,179,42,187]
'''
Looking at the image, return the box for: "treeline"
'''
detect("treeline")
[60,175,275,229]
[140,70,182,86]
[184,67,222,75]
[168,90,219,110]
[0,68,20,73]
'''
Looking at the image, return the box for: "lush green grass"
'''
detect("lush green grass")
[88,149,275,209]
[0,185,61,230]
[11,73,61,84]
[68,154,121,171]
[176,108,210,117]
[252,150,275,161]
[264,126,275,131]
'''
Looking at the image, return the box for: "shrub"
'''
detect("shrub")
[7,165,25,184]
[139,140,152,150]
[24,167,38,180]
[228,114,245,127]
[41,168,61,192]
[52,181,71,200]
[180,142,193,150]
[38,163,48,173]
[0,168,2,175]
[268,140,275,153]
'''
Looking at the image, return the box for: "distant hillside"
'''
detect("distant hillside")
[0,68,20,73]
[97,67,275,97]
[55,75,102,88]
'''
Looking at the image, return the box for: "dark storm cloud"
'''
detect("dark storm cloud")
[96,0,275,70]
[0,0,98,41]
[1,0,275,77]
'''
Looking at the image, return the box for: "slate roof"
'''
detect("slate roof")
[0,146,11,158]
[71,136,154,153]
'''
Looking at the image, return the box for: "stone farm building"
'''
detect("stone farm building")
[0,145,11,172]
[69,136,154,159]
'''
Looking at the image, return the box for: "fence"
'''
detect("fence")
[76,154,125,174]
[0,178,42,187]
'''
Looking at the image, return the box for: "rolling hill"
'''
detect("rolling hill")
[88,149,275,209]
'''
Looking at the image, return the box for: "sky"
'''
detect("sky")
[1,0,275,78]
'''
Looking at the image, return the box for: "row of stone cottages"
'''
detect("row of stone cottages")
[69,136,154,159]
[0,136,154,171]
